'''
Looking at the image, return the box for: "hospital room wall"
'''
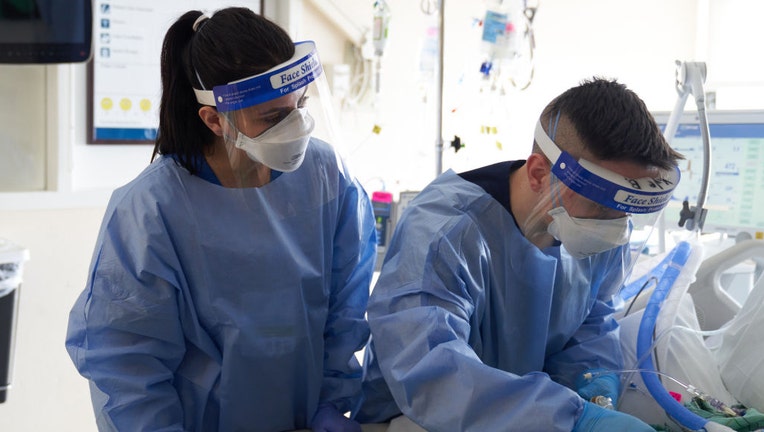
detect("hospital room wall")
[0,0,761,430]
[287,0,764,198]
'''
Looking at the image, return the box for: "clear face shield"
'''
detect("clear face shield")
[194,41,345,187]
[525,119,681,286]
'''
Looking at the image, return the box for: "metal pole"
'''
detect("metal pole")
[434,0,445,177]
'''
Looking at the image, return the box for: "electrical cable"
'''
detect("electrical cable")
[623,276,659,317]
[507,0,537,90]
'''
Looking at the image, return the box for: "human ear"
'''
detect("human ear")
[198,106,225,136]
[526,153,551,193]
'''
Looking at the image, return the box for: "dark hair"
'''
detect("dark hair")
[151,7,295,174]
[541,77,683,170]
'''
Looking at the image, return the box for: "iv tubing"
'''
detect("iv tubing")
[588,368,738,419]
[585,368,691,394]
[635,240,709,431]
[622,324,729,408]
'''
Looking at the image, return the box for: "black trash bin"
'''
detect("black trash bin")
[0,238,29,403]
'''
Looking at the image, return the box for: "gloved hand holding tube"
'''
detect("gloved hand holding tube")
[311,404,362,432]
[573,401,655,432]
[576,368,621,408]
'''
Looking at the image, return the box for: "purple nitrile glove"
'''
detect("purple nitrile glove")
[311,404,362,432]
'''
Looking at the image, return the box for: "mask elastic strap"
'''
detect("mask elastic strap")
[218,112,247,144]
[550,175,563,208]
[548,111,563,208]
[548,110,561,140]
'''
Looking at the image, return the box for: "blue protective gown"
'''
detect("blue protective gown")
[356,161,629,431]
[66,138,377,432]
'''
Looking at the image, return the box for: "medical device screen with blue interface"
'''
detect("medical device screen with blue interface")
[652,110,764,240]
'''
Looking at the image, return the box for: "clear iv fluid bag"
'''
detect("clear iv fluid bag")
[373,1,391,56]
[481,1,519,61]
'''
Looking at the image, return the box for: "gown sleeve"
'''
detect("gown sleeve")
[366,212,584,432]
[544,247,629,389]
[65,196,187,432]
[320,177,377,414]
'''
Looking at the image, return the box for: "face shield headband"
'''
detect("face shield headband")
[534,121,681,215]
[194,40,323,111]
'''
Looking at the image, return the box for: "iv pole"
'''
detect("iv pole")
[434,0,445,177]
[658,61,712,252]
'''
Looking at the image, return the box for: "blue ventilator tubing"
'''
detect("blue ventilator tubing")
[636,241,709,431]
[620,247,677,301]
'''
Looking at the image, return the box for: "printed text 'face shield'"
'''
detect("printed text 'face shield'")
[528,120,680,266]
[195,41,347,188]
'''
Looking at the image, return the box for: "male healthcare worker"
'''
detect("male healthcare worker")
[355,78,683,431]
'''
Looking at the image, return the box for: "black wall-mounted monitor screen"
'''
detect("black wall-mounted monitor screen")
[0,0,92,64]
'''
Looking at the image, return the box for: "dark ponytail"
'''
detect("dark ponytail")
[151,11,211,174]
[151,8,295,175]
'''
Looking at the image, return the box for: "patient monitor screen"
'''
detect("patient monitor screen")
[654,111,764,239]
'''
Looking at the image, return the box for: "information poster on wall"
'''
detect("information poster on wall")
[88,0,261,143]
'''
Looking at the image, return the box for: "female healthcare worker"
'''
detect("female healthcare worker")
[65,8,376,432]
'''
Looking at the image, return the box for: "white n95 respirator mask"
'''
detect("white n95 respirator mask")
[235,107,315,172]
[547,207,631,259]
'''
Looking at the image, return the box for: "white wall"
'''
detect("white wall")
[313,0,702,196]
[0,208,102,431]
[0,1,761,430]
